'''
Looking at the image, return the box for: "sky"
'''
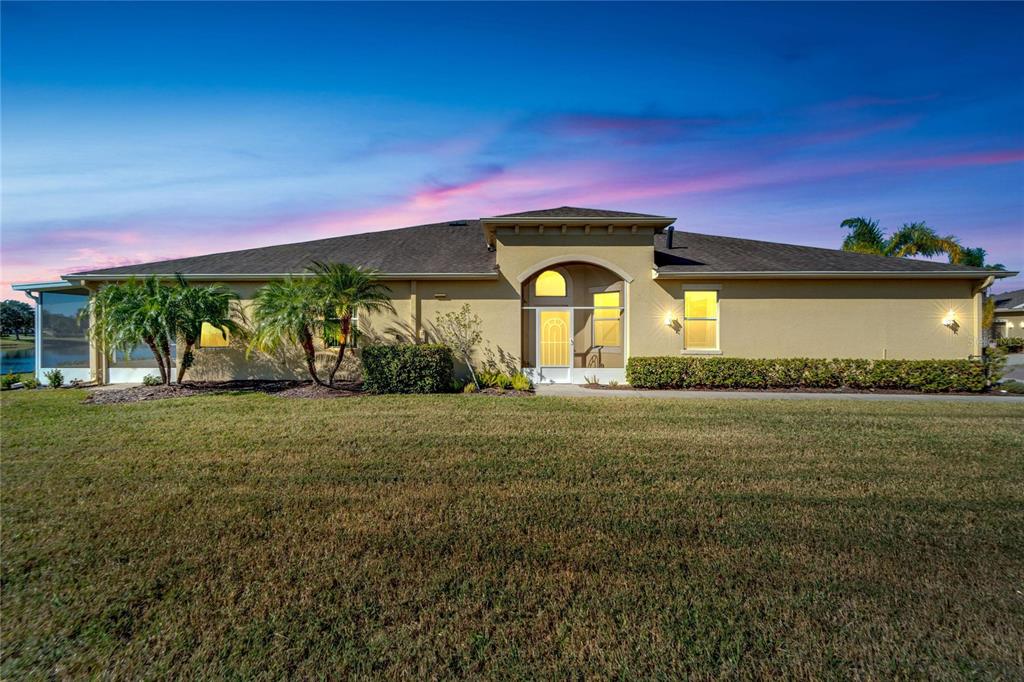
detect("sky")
[2,1,1023,301]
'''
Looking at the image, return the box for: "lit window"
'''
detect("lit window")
[199,322,229,348]
[683,290,718,350]
[535,270,566,297]
[326,313,359,348]
[593,291,622,347]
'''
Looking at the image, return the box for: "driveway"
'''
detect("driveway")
[1002,353,1024,382]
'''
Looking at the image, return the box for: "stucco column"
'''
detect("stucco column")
[86,287,106,385]
[623,278,631,365]
[410,280,419,343]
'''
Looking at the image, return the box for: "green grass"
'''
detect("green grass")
[2,390,1023,678]
[0,335,33,350]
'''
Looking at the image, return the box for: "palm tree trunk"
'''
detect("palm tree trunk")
[300,328,324,385]
[327,317,351,386]
[176,340,194,383]
[145,337,168,384]
[160,335,173,385]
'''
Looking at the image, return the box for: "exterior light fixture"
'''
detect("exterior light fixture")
[942,310,956,327]
[664,313,676,327]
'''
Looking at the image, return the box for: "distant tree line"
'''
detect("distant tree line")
[1,300,34,340]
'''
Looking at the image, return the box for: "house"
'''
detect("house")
[13,206,1017,385]
[993,288,1024,339]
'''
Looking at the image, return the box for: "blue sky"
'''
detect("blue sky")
[2,1,1022,298]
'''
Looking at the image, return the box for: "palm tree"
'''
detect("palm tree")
[248,278,326,385]
[957,247,1006,270]
[172,277,242,383]
[91,276,176,384]
[841,217,962,262]
[309,261,394,386]
[840,217,887,255]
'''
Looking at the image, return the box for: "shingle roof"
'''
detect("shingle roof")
[493,206,668,219]
[64,210,1004,279]
[68,220,495,277]
[655,231,997,276]
[993,288,1024,310]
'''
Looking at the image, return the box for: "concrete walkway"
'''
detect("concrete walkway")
[536,384,1024,403]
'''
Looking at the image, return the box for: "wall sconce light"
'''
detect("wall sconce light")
[664,314,681,333]
[942,310,959,333]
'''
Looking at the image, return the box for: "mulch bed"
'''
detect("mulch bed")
[85,380,363,404]
[83,381,535,404]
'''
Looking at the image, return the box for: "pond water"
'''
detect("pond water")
[1,348,34,375]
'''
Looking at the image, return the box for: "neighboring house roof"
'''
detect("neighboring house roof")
[993,288,1024,311]
[494,206,668,219]
[60,207,1011,281]
[654,231,1001,278]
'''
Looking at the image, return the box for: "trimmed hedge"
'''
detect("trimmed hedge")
[361,344,454,394]
[626,356,988,393]
[997,336,1024,353]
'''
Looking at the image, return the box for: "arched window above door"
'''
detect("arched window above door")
[535,270,567,297]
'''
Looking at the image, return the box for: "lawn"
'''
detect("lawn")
[2,389,1023,678]
[0,335,33,350]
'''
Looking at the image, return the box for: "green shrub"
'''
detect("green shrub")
[1,374,18,390]
[43,369,64,389]
[510,373,532,391]
[494,373,513,390]
[996,336,1024,353]
[142,374,163,387]
[21,376,38,389]
[626,357,988,393]
[361,344,454,394]
[477,371,500,388]
[462,382,478,394]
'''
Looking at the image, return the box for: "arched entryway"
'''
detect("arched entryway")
[521,262,626,384]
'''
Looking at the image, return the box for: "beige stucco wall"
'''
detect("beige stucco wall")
[643,278,978,359]
[495,229,980,361]
[85,226,987,383]
[181,280,416,381]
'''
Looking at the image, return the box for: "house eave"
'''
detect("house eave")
[62,272,501,283]
[481,216,676,247]
[12,280,87,292]
[652,270,1017,280]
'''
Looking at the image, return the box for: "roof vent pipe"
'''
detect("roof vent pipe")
[667,224,675,249]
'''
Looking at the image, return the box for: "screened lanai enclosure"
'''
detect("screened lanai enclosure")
[520,263,626,384]
[18,283,172,385]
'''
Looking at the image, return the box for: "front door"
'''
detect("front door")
[537,308,572,383]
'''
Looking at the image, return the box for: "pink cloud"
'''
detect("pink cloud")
[4,144,1021,303]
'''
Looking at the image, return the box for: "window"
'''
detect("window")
[592,291,622,348]
[40,291,90,368]
[535,270,566,297]
[326,313,358,348]
[199,322,230,348]
[683,290,718,351]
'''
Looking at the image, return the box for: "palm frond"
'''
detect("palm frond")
[840,217,886,255]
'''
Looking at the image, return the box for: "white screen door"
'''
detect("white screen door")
[537,308,572,382]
